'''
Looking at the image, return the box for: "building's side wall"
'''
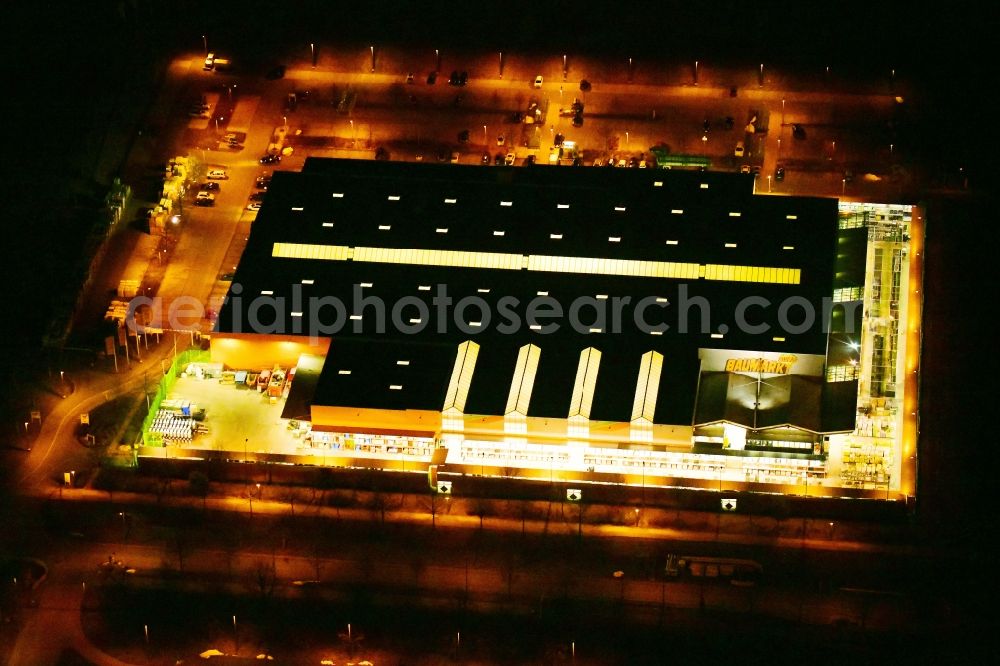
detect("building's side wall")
[311,405,442,437]
[211,333,331,370]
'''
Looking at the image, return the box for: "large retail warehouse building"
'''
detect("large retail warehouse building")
[204,158,918,499]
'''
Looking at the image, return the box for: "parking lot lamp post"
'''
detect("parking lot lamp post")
[694,60,698,85]
[759,63,764,87]
[435,49,440,72]
[563,54,567,80]
[350,120,355,146]
[370,45,375,72]
[628,57,633,82]
[625,131,629,150]
[310,42,315,67]
[767,175,772,193]
[842,178,847,195]
[483,125,488,148]
[499,51,503,78]
[202,35,207,55]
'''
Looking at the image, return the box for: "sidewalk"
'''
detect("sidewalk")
[58,484,917,556]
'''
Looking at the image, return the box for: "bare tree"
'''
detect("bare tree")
[246,559,276,600]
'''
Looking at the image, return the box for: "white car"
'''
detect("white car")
[203,52,215,70]
[734,141,745,158]
[206,169,228,180]
[534,75,543,88]
[504,152,516,165]
[247,202,262,211]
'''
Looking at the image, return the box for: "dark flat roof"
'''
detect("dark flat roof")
[217,158,843,426]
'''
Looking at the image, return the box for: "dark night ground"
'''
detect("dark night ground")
[81,583,974,665]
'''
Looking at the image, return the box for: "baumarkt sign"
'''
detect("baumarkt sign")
[698,348,826,377]
[725,355,798,374]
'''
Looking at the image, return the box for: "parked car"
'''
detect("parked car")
[259,154,281,165]
[203,52,215,70]
[775,165,786,181]
[206,169,228,180]
[195,192,215,206]
[792,124,806,140]
[427,71,437,85]
[504,152,516,165]
[200,182,220,191]
[247,202,262,211]
[481,152,491,165]
[734,141,745,157]
[405,72,414,84]
[255,175,271,189]
[496,134,505,146]
[571,114,583,127]
[494,152,505,165]
[534,75,543,88]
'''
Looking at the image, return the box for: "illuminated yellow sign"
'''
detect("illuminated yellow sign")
[725,354,798,374]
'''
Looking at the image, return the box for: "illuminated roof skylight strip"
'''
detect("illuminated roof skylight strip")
[442,340,480,414]
[271,243,801,284]
[505,344,541,416]
[568,347,602,419]
[630,351,663,423]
